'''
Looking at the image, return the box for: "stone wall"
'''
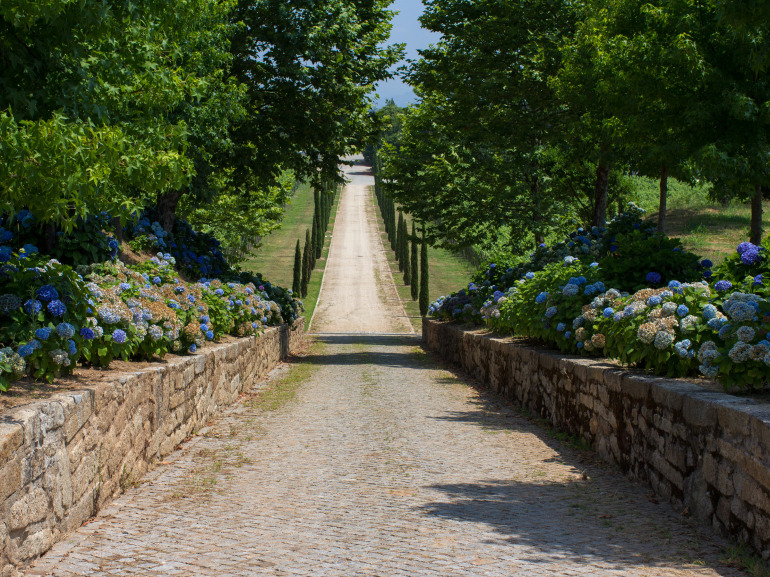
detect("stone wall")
[0,319,304,577]
[424,318,770,557]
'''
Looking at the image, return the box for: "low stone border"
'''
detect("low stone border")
[424,318,770,557]
[0,319,304,576]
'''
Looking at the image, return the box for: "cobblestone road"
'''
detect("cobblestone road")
[27,334,742,576]
[24,162,745,576]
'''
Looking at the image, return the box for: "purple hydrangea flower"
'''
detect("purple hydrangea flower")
[741,247,762,265]
[80,327,95,340]
[754,274,764,285]
[715,280,733,292]
[24,299,42,316]
[112,329,127,344]
[37,285,59,302]
[646,272,662,284]
[737,242,756,255]
[47,300,67,317]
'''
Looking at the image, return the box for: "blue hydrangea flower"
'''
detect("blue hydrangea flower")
[707,317,726,330]
[702,304,717,320]
[152,277,162,285]
[201,315,210,324]
[576,341,584,349]
[67,340,77,356]
[754,274,763,285]
[715,280,733,292]
[187,295,196,303]
[262,316,268,323]
[603,307,614,318]
[565,331,572,339]
[647,295,662,306]
[525,272,535,280]
[28,339,41,350]
[0,246,12,262]
[200,323,209,332]
[545,306,558,318]
[646,272,662,284]
[80,327,95,340]
[668,280,682,289]
[35,327,52,340]
[676,304,689,317]
[17,344,34,358]
[215,288,224,296]
[205,330,214,340]
[37,285,59,302]
[613,312,623,322]
[741,248,762,265]
[535,292,548,304]
[118,282,131,292]
[701,259,713,268]
[556,323,566,332]
[563,284,579,297]
[112,329,127,344]
[189,344,197,353]
[47,300,67,317]
[56,323,75,338]
[737,242,756,255]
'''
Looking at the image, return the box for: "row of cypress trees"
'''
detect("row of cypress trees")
[292,185,337,298]
[374,182,430,316]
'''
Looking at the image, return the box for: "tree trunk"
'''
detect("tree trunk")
[157,190,185,233]
[111,217,123,241]
[751,184,763,245]
[592,161,610,227]
[44,223,57,254]
[658,165,669,235]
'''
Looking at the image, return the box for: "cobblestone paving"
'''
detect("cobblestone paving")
[26,334,743,577]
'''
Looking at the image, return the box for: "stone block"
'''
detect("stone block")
[9,488,49,531]
[0,457,21,502]
[0,424,23,464]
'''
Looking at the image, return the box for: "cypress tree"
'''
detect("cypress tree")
[301,229,311,298]
[396,213,404,267]
[292,239,302,295]
[419,227,429,316]
[403,221,411,285]
[314,207,322,260]
[410,223,419,300]
[310,217,318,269]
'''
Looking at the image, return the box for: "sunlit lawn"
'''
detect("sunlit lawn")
[630,176,770,264]
[243,181,339,323]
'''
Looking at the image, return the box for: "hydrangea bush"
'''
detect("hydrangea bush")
[0,253,301,392]
[429,209,770,391]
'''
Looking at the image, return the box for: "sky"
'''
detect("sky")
[374,0,440,108]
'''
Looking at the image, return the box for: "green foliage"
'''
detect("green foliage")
[598,233,702,292]
[293,240,302,296]
[301,229,311,298]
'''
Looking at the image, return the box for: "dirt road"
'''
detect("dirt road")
[310,159,413,334]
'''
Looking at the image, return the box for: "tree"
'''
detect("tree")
[292,239,302,295]
[411,223,419,300]
[403,220,412,285]
[301,229,311,298]
[419,227,429,316]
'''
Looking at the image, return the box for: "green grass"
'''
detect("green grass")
[243,182,339,323]
[371,189,476,331]
[629,175,770,264]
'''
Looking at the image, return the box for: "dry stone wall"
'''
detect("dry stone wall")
[424,318,770,557]
[0,320,304,577]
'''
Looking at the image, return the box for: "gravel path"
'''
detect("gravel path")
[24,162,744,576]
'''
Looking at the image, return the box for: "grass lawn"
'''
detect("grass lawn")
[243,181,339,324]
[370,189,476,332]
[629,176,770,264]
